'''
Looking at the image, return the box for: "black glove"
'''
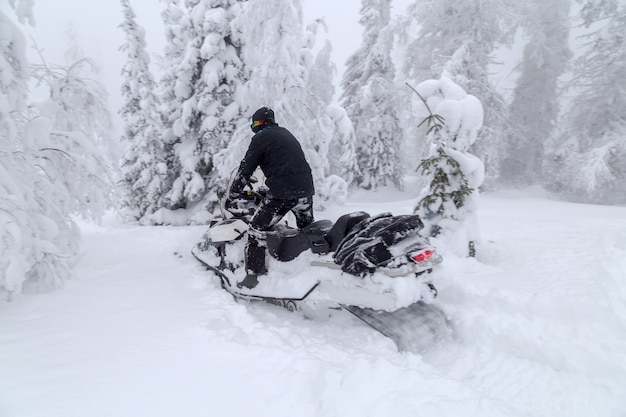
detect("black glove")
[225,195,239,210]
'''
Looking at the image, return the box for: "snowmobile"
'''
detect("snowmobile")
[191,175,452,352]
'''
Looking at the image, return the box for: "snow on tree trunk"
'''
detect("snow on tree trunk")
[411,76,484,257]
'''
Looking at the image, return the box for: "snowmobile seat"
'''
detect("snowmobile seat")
[266,220,333,262]
[324,211,370,252]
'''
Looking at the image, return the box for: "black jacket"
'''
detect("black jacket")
[230,123,315,199]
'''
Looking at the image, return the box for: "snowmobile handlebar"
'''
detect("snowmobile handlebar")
[219,185,268,220]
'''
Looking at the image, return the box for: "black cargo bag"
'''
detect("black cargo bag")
[333,212,424,276]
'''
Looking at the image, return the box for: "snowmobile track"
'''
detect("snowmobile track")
[342,302,453,353]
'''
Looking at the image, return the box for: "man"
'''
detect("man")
[229,107,315,289]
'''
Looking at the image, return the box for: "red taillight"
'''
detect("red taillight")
[411,249,433,263]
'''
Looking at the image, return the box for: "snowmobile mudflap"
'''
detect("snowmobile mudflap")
[342,301,453,353]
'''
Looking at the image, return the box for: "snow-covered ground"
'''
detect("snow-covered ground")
[1,189,625,417]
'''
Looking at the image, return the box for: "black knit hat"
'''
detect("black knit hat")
[250,107,275,132]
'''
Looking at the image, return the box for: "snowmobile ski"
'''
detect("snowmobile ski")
[196,259,320,304]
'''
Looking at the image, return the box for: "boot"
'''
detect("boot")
[237,274,260,289]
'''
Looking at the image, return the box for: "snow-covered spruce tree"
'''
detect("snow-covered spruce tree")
[28,48,115,286]
[545,0,626,205]
[118,0,168,223]
[63,22,85,65]
[26,54,116,293]
[304,28,359,187]
[1,8,37,301]
[216,0,348,209]
[2,5,113,300]
[29,55,115,221]
[327,104,360,189]
[340,0,404,191]
[401,0,516,186]
[305,21,335,105]
[411,77,484,257]
[500,0,572,187]
[153,0,187,213]
[302,18,352,205]
[305,19,358,205]
[154,0,248,225]
[154,0,193,219]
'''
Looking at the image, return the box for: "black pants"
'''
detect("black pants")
[246,196,314,275]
